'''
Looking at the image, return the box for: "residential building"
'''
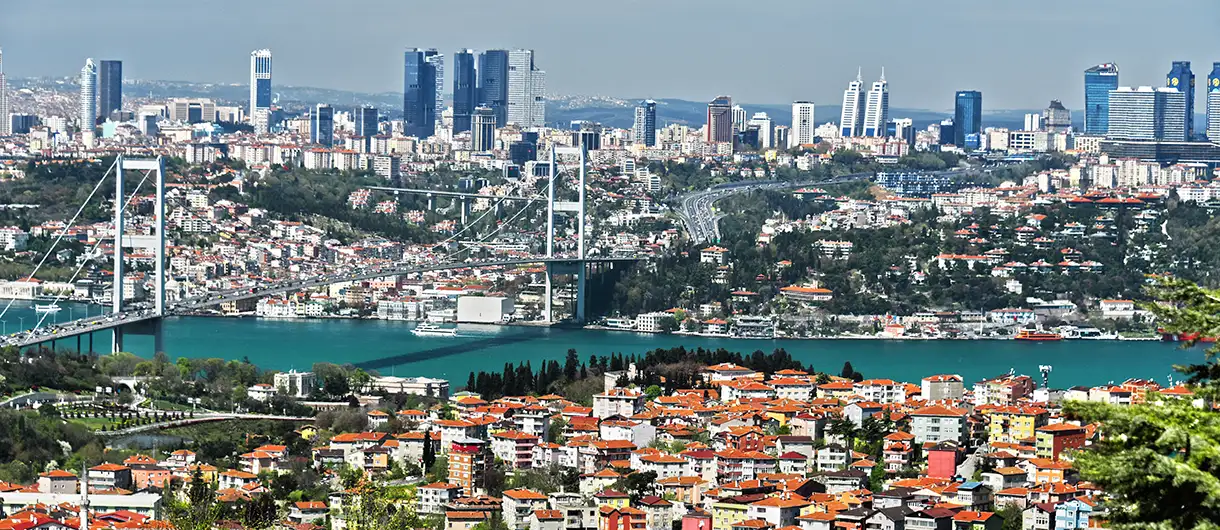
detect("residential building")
[593,388,646,419]
[910,405,969,445]
[1084,63,1119,136]
[921,374,964,401]
[634,100,657,147]
[273,369,315,398]
[503,489,550,530]
[1034,423,1086,460]
[1043,100,1070,133]
[449,438,490,496]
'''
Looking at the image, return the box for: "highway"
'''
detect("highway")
[675,173,874,243]
[2,255,645,349]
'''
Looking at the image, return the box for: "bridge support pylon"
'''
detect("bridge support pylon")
[112,327,124,354]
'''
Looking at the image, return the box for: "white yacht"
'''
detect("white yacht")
[411,322,457,337]
[34,304,61,314]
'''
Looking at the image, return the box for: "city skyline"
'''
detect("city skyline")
[2,0,1217,109]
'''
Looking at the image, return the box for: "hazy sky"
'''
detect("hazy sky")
[3,0,1219,109]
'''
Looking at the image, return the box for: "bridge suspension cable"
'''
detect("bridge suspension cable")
[0,158,118,322]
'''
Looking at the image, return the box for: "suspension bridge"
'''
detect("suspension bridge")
[0,146,646,353]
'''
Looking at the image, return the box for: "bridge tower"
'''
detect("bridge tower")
[542,145,588,323]
[111,156,167,354]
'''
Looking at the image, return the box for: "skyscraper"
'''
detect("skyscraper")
[747,112,773,148]
[731,105,747,132]
[1107,86,1186,141]
[424,49,444,129]
[471,106,496,151]
[506,49,546,128]
[0,48,9,136]
[790,101,815,147]
[249,49,273,134]
[862,70,889,137]
[477,50,509,127]
[633,100,657,147]
[356,106,378,150]
[452,50,477,133]
[1207,63,1220,142]
[1166,61,1195,137]
[840,69,865,137]
[953,90,983,147]
[404,48,437,139]
[706,96,733,143]
[1084,63,1119,135]
[1043,100,1071,133]
[79,58,97,131]
[98,60,122,120]
[310,104,334,146]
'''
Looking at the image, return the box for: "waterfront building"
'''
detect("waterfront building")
[79,58,97,133]
[273,369,316,398]
[452,49,477,133]
[98,60,122,120]
[507,49,546,128]
[791,101,815,147]
[633,100,657,147]
[1107,86,1187,141]
[1084,63,1119,135]
[862,70,889,137]
[471,106,496,151]
[404,48,437,139]
[1166,61,1195,136]
[249,49,273,134]
[954,90,983,147]
[840,70,865,137]
[706,96,733,143]
[0,48,7,135]
[310,104,334,146]
[1208,62,1220,142]
[478,50,509,127]
[1043,100,1071,133]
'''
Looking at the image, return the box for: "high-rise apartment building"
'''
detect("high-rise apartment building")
[633,100,657,147]
[311,104,334,146]
[98,60,122,120]
[471,106,496,151]
[862,71,889,137]
[953,90,983,147]
[840,70,865,137]
[507,49,546,128]
[1208,63,1220,142]
[477,50,509,127]
[424,49,444,129]
[1084,63,1119,135]
[404,48,437,139]
[1166,61,1195,137]
[790,101,815,147]
[356,106,378,150]
[449,438,490,496]
[79,59,97,131]
[249,50,273,134]
[706,96,733,143]
[1108,86,1187,141]
[1043,100,1071,133]
[452,50,477,133]
[0,48,8,136]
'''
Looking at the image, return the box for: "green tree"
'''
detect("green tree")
[867,463,886,492]
[994,504,1023,530]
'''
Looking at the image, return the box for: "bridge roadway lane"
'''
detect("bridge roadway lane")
[5,256,644,348]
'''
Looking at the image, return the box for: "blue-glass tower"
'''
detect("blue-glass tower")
[98,60,123,120]
[953,91,982,147]
[477,50,509,127]
[310,104,334,146]
[1167,61,1195,137]
[356,106,378,150]
[404,49,437,139]
[453,50,477,133]
[1084,63,1119,136]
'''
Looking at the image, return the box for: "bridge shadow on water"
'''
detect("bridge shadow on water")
[353,333,537,371]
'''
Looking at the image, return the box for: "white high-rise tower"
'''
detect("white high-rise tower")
[425,50,444,130]
[79,59,97,140]
[863,69,889,137]
[249,49,273,134]
[791,101,816,147]
[507,49,545,128]
[0,48,8,136]
[840,68,865,137]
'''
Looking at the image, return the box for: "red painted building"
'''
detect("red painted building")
[926,443,962,479]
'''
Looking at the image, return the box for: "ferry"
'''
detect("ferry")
[1014,328,1063,341]
[34,304,62,314]
[411,322,457,337]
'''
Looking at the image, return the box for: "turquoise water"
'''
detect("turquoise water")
[100,316,1203,387]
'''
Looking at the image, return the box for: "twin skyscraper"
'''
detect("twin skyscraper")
[839,68,889,138]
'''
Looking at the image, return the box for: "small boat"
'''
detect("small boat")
[1015,328,1063,341]
[34,304,62,313]
[412,322,457,337]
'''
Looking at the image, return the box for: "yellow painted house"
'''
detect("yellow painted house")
[984,405,1049,444]
[711,500,750,530]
